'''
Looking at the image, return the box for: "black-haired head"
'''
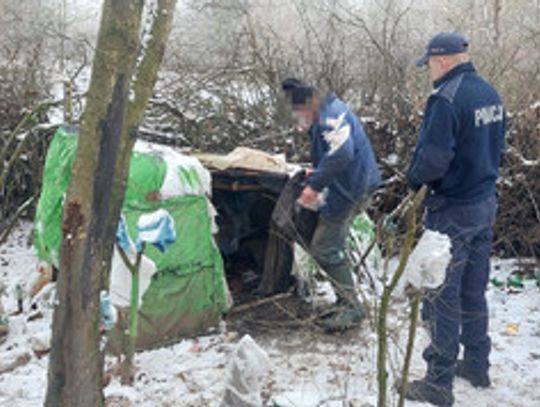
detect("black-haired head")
[281,77,316,106]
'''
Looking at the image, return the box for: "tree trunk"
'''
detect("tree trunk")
[45,1,177,406]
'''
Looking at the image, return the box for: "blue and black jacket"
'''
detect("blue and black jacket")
[307,94,381,217]
[407,62,506,209]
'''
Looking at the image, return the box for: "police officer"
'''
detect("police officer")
[405,33,506,406]
[281,78,381,331]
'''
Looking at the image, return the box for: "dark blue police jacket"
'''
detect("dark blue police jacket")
[307,94,381,217]
[407,62,506,210]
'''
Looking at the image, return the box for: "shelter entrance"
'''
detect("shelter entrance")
[209,169,294,303]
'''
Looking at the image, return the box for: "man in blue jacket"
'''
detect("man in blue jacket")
[405,33,506,406]
[282,78,381,331]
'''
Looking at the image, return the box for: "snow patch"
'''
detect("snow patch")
[1,224,539,407]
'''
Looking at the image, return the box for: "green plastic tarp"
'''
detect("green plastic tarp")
[34,126,228,348]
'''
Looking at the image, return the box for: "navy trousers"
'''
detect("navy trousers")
[421,195,497,389]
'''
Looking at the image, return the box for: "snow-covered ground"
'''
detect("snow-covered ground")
[0,223,539,406]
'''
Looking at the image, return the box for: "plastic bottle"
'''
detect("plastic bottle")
[507,275,524,289]
[490,277,504,288]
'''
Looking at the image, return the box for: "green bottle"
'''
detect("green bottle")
[507,275,524,289]
[490,277,504,288]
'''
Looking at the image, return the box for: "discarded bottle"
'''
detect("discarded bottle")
[490,277,504,288]
[507,275,524,289]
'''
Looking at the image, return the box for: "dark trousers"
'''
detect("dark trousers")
[309,200,368,302]
[422,195,497,388]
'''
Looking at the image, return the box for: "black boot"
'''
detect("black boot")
[456,360,491,388]
[317,289,365,332]
[317,304,364,332]
[405,379,454,407]
[316,263,365,332]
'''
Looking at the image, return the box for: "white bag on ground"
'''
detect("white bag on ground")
[221,335,270,407]
[397,230,452,295]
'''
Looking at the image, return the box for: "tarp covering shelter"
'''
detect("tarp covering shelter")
[34,126,229,349]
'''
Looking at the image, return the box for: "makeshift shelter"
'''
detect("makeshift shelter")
[34,127,378,349]
[34,126,228,349]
